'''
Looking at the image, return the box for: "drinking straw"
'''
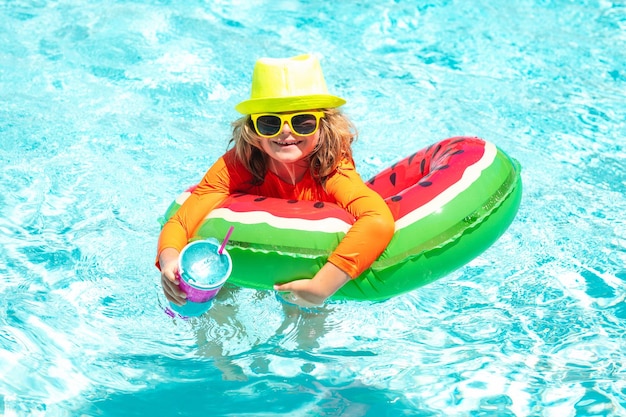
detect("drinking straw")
[218,226,234,255]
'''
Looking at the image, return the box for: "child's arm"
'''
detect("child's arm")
[157,151,244,301]
[273,262,351,306]
[156,149,251,265]
[324,159,395,278]
[275,159,395,306]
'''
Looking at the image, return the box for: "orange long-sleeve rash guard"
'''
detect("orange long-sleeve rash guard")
[157,148,395,279]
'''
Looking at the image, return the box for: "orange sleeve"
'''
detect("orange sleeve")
[324,158,395,278]
[156,150,245,268]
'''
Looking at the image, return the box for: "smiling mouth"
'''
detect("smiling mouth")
[272,140,301,147]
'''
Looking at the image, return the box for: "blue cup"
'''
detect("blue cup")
[167,238,232,318]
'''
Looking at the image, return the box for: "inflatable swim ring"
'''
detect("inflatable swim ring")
[159,136,522,301]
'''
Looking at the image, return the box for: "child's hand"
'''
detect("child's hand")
[274,262,351,307]
[159,248,187,306]
[274,279,328,307]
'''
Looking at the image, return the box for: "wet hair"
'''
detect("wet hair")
[229,108,357,186]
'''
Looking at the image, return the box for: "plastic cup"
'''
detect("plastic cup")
[167,238,232,318]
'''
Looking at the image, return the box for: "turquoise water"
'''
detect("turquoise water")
[1,0,625,415]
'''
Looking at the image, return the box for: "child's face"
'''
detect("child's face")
[257,115,321,166]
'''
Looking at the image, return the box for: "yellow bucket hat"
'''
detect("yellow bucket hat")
[235,54,346,115]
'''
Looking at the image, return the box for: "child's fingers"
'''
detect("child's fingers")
[161,276,187,305]
[273,283,290,292]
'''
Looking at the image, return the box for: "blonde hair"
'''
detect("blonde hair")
[229,108,357,186]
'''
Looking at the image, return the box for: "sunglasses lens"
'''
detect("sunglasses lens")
[255,115,282,136]
[291,114,318,135]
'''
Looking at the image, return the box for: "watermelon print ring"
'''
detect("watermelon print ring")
[159,137,522,301]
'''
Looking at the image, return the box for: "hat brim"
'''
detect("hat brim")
[235,94,346,115]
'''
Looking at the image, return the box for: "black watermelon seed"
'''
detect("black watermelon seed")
[254,196,267,202]
[391,195,402,202]
[434,164,449,171]
[418,181,432,187]
[420,159,426,174]
[389,172,397,186]
[314,202,325,209]
[287,199,298,204]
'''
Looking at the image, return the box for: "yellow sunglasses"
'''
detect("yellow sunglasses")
[250,111,325,138]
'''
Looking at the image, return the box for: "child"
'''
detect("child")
[157,54,395,307]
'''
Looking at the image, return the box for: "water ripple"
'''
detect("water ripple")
[2,0,626,415]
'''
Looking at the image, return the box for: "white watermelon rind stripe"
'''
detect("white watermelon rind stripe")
[206,207,352,234]
[395,141,497,229]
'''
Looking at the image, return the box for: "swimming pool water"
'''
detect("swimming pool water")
[1,0,625,416]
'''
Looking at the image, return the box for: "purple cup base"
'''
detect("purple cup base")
[179,278,223,303]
